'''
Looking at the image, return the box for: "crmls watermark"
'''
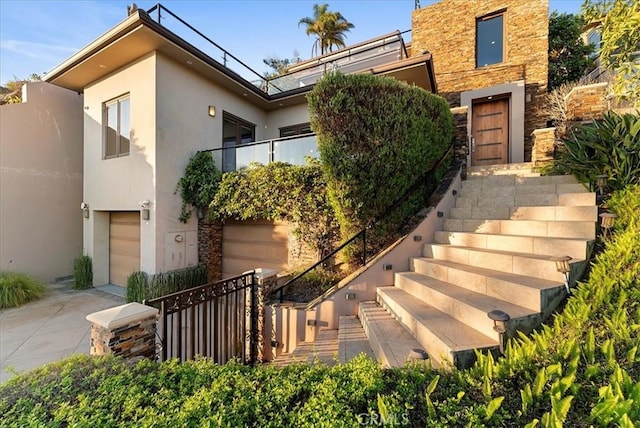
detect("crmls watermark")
[358,412,410,426]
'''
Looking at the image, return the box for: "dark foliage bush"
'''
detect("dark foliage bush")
[307,72,453,257]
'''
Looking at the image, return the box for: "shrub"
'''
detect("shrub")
[176,151,222,223]
[276,267,341,303]
[0,271,45,309]
[72,255,93,290]
[210,161,339,258]
[126,265,207,303]
[307,72,453,254]
[553,111,640,192]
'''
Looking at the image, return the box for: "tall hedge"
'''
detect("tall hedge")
[307,72,453,245]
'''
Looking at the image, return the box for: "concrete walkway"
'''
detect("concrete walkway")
[0,281,124,384]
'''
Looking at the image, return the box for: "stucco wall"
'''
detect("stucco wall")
[412,0,549,160]
[265,104,310,139]
[0,82,83,281]
[83,53,158,284]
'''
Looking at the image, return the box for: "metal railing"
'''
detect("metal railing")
[144,271,259,364]
[204,133,318,172]
[272,142,456,303]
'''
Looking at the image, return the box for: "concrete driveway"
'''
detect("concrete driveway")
[0,281,124,384]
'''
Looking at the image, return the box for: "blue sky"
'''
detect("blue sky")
[0,0,585,86]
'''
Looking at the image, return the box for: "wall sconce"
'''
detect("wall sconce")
[595,174,608,197]
[551,255,572,294]
[139,200,150,220]
[487,309,510,354]
[208,105,216,117]
[80,202,89,219]
[599,212,617,239]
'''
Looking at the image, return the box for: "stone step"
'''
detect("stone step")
[433,231,591,259]
[450,205,598,221]
[358,301,426,368]
[337,316,376,363]
[410,258,564,313]
[467,162,537,177]
[376,287,497,369]
[394,272,540,339]
[423,244,585,282]
[460,181,586,197]
[455,192,595,209]
[443,218,596,239]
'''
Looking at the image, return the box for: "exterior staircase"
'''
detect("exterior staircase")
[355,163,597,369]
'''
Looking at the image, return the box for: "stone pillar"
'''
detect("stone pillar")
[450,106,469,179]
[531,127,557,169]
[252,268,278,363]
[198,218,223,282]
[86,302,159,360]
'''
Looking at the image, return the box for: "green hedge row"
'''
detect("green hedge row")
[1,186,638,426]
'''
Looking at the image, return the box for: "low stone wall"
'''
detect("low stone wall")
[565,82,609,130]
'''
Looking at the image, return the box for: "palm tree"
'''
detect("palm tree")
[299,3,355,57]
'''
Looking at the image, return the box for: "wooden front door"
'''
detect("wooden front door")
[471,98,509,166]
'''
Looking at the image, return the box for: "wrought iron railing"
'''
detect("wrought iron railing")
[272,142,456,303]
[144,271,259,364]
[204,133,318,172]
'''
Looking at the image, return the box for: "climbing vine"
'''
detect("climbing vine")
[176,151,222,223]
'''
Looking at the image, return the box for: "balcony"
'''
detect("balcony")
[206,133,318,172]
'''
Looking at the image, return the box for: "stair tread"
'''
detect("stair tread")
[429,244,586,262]
[398,271,538,319]
[436,231,590,243]
[377,287,498,351]
[359,302,426,367]
[412,258,562,290]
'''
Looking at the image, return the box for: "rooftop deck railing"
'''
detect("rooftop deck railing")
[203,133,318,172]
[145,4,410,97]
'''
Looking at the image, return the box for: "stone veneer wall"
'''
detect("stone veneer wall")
[451,106,469,177]
[198,218,223,282]
[565,82,609,133]
[531,127,556,168]
[412,0,549,161]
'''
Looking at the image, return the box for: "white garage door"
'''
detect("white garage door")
[222,219,288,278]
[109,211,140,286]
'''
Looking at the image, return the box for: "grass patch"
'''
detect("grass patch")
[0,271,45,309]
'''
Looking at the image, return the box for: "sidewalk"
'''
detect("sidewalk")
[0,281,124,384]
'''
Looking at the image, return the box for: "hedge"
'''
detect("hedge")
[307,72,453,252]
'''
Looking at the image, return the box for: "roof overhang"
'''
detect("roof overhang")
[43,10,437,111]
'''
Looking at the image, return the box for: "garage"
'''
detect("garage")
[222,219,288,278]
[109,211,140,286]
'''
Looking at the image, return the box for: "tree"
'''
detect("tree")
[0,74,42,105]
[548,12,595,90]
[262,51,301,79]
[582,0,640,105]
[299,3,355,57]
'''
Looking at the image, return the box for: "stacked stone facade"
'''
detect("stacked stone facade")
[412,0,549,161]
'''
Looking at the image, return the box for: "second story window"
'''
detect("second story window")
[476,11,504,68]
[280,123,312,138]
[104,95,130,159]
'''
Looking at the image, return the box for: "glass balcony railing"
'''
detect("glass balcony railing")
[206,134,318,172]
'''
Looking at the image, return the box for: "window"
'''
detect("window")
[476,12,504,68]
[222,112,256,171]
[279,123,312,138]
[104,95,130,158]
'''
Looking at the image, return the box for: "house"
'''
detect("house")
[42,4,436,287]
[411,0,549,165]
[0,82,83,282]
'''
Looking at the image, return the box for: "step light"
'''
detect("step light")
[487,309,510,354]
[551,255,572,295]
[599,212,617,239]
